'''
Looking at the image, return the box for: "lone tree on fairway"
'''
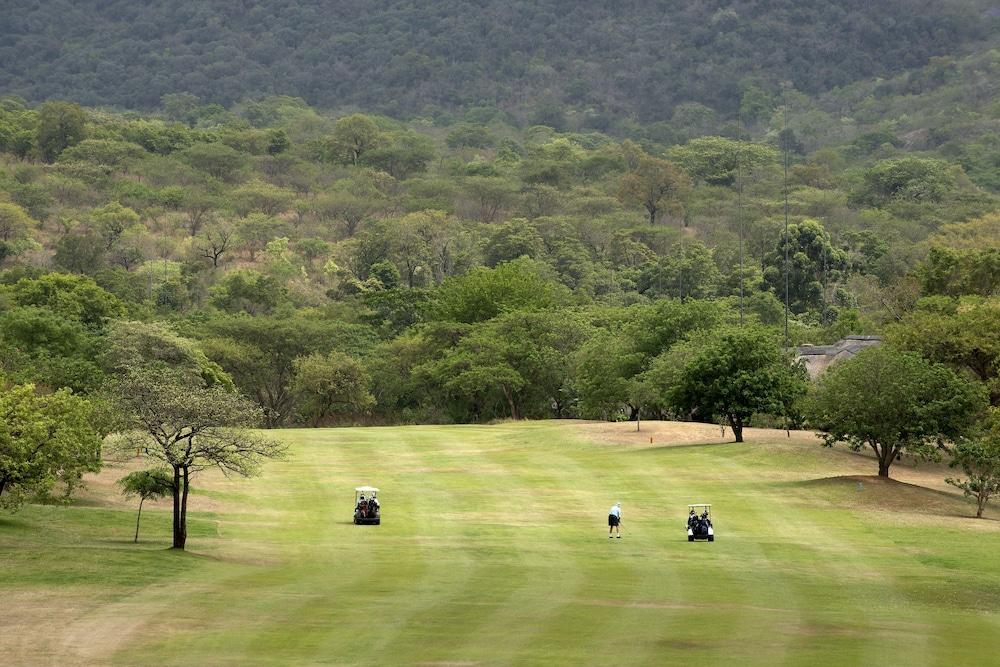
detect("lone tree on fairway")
[109,367,285,549]
[667,326,807,442]
[946,411,1000,518]
[807,347,986,478]
[0,382,102,509]
[118,468,173,542]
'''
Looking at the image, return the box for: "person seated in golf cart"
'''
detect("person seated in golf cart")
[369,492,379,511]
[356,495,369,516]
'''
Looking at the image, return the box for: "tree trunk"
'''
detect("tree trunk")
[171,466,184,549]
[134,497,144,543]
[977,493,986,518]
[877,456,892,478]
[647,206,657,225]
[179,466,190,550]
[636,407,641,432]
[728,414,744,443]
[502,385,520,420]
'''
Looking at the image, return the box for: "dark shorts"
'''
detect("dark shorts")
[608,514,620,527]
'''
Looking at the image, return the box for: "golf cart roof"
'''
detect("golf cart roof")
[688,503,711,509]
[355,486,379,493]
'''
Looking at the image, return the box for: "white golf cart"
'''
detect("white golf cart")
[687,503,714,542]
[354,486,381,525]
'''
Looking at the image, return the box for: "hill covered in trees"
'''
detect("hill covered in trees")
[2,0,998,121]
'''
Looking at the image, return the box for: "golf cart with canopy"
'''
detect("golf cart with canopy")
[687,503,713,542]
[354,486,381,525]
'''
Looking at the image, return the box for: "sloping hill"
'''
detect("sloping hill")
[1,1,997,118]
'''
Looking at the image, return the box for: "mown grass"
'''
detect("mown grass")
[2,421,998,666]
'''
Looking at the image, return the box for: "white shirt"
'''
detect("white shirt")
[609,505,621,518]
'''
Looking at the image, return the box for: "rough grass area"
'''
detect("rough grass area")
[2,421,998,666]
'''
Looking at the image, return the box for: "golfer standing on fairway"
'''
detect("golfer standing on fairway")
[608,502,622,538]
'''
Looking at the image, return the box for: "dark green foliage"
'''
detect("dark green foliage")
[666,325,808,442]
[1,2,991,121]
[807,347,987,477]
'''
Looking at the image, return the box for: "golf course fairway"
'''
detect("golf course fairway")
[2,421,999,666]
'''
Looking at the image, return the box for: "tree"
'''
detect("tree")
[0,202,34,263]
[196,219,235,268]
[667,137,777,186]
[762,218,848,313]
[618,155,691,225]
[885,301,1000,404]
[180,142,247,182]
[0,382,102,509]
[90,201,141,251]
[852,157,956,207]
[118,468,173,542]
[807,347,986,477]
[433,258,569,323]
[947,417,1000,518]
[36,101,86,162]
[327,114,383,165]
[293,352,375,426]
[236,213,282,261]
[668,326,807,442]
[9,273,123,329]
[108,366,284,549]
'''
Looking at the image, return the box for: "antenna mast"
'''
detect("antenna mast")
[737,107,744,326]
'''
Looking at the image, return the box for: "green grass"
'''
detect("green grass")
[2,422,999,666]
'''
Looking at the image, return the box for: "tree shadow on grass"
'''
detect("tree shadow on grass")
[781,475,987,519]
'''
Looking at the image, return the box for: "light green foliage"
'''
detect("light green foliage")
[7,273,123,329]
[668,325,808,442]
[117,467,173,542]
[180,141,248,182]
[0,202,34,261]
[433,257,569,323]
[885,299,1000,403]
[852,157,957,207]
[947,410,1000,518]
[808,347,987,477]
[918,246,1000,297]
[292,352,375,426]
[107,364,284,549]
[326,114,384,165]
[0,382,101,509]
[90,200,140,250]
[210,269,286,315]
[667,136,777,186]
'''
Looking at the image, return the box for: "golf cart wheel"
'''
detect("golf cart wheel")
[688,536,694,542]
[708,536,714,542]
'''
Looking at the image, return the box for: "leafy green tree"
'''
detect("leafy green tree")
[635,242,721,300]
[360,131,435,179]
[0,202,34,263]
[668,326,807,442]
[947,414,1000,518]
[107,365,284,549]
[211,269,286,315]
[807,347,986,477]
[667,137,776,186]
[851,157,956,207]
[576,333,642,419]
[433,258,569,323]
[885,300,1000,403]
[447,123,495,149]
[617,155,691,225]
[762,218,848,313]
[918,247,1000,297]
[180,142,248,182]
[36,101,86,162]
[118,468,173,542]
[0,382,102,509]
[59,139,144,172]
[484,218,546,266]
[8,273,123,329]
[90,201,141,250]
[236,213,282,261]
[327,114,384,165]
[293,352,375,426]
[231,180,296,217]
[0,306,104,393]
[463,176,517,223]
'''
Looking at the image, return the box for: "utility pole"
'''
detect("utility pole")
[737,108,744,326]
[782,90,790,345]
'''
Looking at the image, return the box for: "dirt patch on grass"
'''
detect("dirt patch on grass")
[575,420,821,449]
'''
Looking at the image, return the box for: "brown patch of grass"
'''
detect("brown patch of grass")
[576,420,820,449]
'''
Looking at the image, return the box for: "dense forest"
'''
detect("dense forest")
[1,1,998,121]
[3,21,1000,438]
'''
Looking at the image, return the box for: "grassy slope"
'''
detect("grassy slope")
[2,421,998,666]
